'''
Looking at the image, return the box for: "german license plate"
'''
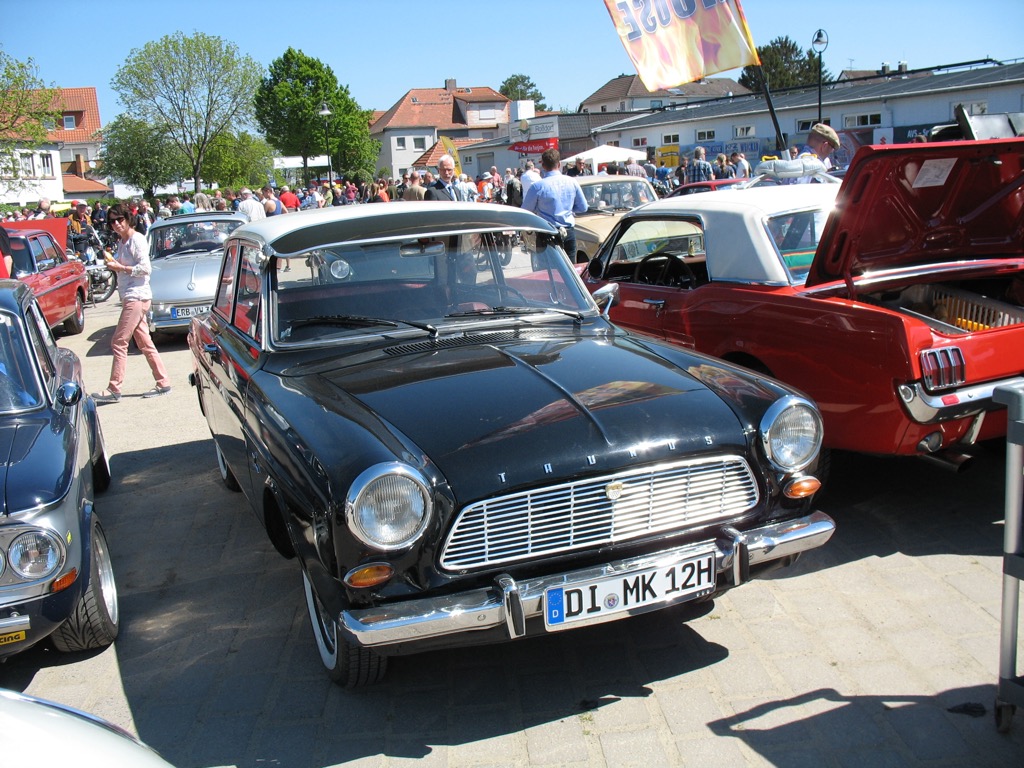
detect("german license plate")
[171,305,210,319]
[0,630,27,646]
[544,552,715,630]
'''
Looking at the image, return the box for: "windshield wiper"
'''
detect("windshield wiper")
[285,314,437,337]
[446,306,583,323]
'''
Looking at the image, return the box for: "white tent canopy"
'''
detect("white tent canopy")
[561,145,648,174]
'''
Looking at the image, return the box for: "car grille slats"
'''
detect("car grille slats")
[440,456,758,571]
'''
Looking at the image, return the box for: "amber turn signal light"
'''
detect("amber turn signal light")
[344,563,395,589]
[50,568,78,593]
[783,476,821,499]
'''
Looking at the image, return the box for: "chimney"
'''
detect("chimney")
[897,61,908,74]
[881,62,891,75]
[444,78,457,93]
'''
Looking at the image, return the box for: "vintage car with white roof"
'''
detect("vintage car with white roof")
[188,201,835,686]
[583,138,1024,469]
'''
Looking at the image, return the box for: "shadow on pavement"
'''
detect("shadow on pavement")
[707,686,1022,766]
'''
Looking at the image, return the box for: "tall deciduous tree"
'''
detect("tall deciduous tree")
[0,48,60,193]
[100,115,189,199]
[111,32,261,193]
[202,131,275,189]
[255,48,378,184]
[499,74,548,111]
[738,36,833,92]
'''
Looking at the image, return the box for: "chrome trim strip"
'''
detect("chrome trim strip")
[0,614,31,632]
[339,511,835,648]
[900,377,1024,423]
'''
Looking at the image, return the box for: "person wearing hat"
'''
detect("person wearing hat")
[798,123,841,169]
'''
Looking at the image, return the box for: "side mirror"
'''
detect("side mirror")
[588,257,605,280]
[592,283,620,317]
[57,382,83,408]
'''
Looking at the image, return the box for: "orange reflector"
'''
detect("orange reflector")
[784,477,822,499]
[344,563,394,589]
[50,568,78,593]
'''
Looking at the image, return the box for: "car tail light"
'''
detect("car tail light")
[919,347,965,392]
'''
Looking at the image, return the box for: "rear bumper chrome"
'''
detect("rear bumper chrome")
[899,376,1024,424]
[340,510,835,649]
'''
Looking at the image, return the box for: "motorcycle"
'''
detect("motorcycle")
[70,226,117,304]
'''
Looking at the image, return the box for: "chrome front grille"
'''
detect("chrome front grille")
[439,456,759,571]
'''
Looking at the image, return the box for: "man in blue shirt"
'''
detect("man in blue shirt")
[521,148,588,263]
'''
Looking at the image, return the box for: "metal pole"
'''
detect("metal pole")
[319,103,333,187]
[818,54,823,124]
[811,30,828,126]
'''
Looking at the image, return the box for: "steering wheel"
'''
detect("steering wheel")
[632,251,696,288]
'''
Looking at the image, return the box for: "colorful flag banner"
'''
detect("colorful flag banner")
[603,0,760,91]
[439,136,462,176]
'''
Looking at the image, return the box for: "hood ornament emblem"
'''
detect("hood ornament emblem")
[605,481,625,501]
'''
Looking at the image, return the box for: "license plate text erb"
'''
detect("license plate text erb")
[544,552,715,629]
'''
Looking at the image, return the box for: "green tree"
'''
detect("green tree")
[202,131,275,189]
[100,115,189,199]
[110,32,261,194]
[499,74,548,111]
[0,48,60,193]
[738,36,833,92]
[255,48,378,184]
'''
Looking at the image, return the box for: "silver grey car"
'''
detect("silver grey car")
[146,211,247,336]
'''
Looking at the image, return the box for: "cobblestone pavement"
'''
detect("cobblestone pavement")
[2,298,1022,767]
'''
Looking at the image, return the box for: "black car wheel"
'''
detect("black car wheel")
[215,442,241,492]
[51,519,119,652]
[301,569,387,688]
[63,293,85,335]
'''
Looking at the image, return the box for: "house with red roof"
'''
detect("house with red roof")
[0,87,108,206]
[371,79,510,178]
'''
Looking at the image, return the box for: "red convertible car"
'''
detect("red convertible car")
[583,138,1024,468]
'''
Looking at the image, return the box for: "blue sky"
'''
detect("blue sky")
[4,0,1022,127]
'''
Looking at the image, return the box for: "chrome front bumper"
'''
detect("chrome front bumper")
[340,510,835,649]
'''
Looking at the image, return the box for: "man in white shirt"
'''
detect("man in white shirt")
[520,160,541,197]
[237,188,267,222]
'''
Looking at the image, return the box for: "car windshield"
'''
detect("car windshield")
[605,218,705,265]
[580,179,658,212]
[0,312,42,413]
[272,229,595,344]
[150,220,242,260]
[765,208,831,284]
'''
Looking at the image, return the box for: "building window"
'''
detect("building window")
[734,125,755,138]
[62,115,76,130]
[608,141,620,147]
[843,113,881,129]
[40,154,53,177]
[478,107,496,121]
[19,154,35,177]
[696,129,715,142]
[632,137,648,147]
[663,133,679,144]
[396,137,406,150]
[619,101,625,111]
[413,137,426,151]
[650,100,663,109]
[601,105,607,112]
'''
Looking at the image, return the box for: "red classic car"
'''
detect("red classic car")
[3,226,88,334]
[583,138,1024,469]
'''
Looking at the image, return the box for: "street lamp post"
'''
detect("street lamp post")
[811,29,829,125]
[318,102,333,187]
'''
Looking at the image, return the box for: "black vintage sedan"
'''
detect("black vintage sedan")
[0,281,118,659]
[188,202,835,687]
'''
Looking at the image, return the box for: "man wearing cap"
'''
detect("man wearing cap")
[796,123,841,177]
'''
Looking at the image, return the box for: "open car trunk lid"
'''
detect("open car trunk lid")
[805,137,1024,290]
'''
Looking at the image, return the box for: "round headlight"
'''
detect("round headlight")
[9,530,64,580]
[346,463,433,551]
[760,396,823,472]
